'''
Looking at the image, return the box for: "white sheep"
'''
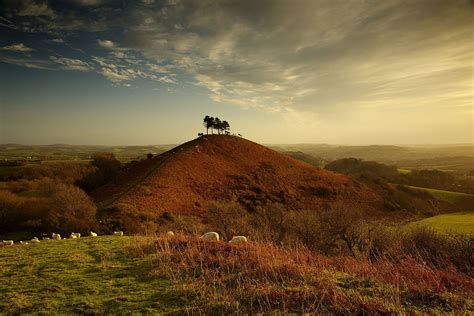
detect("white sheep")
[228,236,248,245]
[90,232,98,237]
[1,240,13,246]
[199,232,219,241]
[52,233,61,240]
[166,231,175,237]
[30,237,40,243]
[19,241,28,245]
[113,231,124,237]
[70,232,81,239]
[42,237,50,240]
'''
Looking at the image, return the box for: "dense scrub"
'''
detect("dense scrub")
[0,153,121,234]
[126,234,473,314]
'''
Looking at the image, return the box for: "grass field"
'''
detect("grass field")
[0,236,188,314]
[408,211,474,234]
[1,235,472,314]
[398,184,472,203]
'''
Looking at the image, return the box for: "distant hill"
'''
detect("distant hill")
[269,144,473,163]
[92,135,385,218]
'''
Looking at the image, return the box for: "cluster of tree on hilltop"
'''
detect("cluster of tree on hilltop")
[203,116,230,135]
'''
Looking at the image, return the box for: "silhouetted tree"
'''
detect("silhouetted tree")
[222,120,230,134]
[213,117,222,134]
[203,115,231,135]
[203,115,214,135]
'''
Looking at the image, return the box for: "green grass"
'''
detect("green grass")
[408,211,474,234]
[0,236,190,314]
[400,184,472,203]
[397,168,412,174]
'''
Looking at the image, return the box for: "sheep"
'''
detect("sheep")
[113,231,124,237]
[166,231,175,237]
[52,233,61,240]
[42,237,50,240]
[228,236,248,245]
[1,240,14,246]
[90,232,98,237]
[199,232,219,241]
[70,233,81,239]
[30,237,40,243]
[19,241,28,245]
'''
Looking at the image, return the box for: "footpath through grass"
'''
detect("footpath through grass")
[0,236,189,314]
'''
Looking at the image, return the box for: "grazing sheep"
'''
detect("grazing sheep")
[52,233,61,240]
[19,241,28,245]
[1,240,14,246]
[113,231,124,237]
[42,237,50,240]
[166,231,175,237]
[70,233,81,239]
[228,236,248,245]
[30,237,40,243]
[90,232,98,237]
[199,232,219,241]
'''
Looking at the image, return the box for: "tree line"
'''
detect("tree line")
[203,116,230,135]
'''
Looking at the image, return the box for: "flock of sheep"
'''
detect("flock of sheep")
[0,231,246,247]
[0,231,124,246]
[193,231,248,245]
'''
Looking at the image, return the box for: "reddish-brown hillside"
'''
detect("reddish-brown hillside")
[92,135,385,216]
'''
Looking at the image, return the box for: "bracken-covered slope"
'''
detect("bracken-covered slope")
[92,135,385,216]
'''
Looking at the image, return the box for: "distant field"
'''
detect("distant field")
[396,184,472,203]
[408,211,474,234]
[397,168,411,174]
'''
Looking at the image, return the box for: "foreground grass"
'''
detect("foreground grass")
[408,211,474,234]
[1,235,472,314]
[0,236,189,314]
[126,235,474,314]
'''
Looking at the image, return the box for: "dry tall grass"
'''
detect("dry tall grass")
[125,234,473,314]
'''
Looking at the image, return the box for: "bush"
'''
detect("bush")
[203,201,251,240]
[45,183,97,233]
[77,152,121,192]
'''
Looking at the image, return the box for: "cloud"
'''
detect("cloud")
[1,43,34,52]
[49,56,92,72]
[1,0,471,136]
[65,0,103,6]
[0,54,53,70]
[97,39,116,49]
[2,0,55,17]
[116,0,472,121]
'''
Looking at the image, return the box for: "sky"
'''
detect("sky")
[0,0,472,145]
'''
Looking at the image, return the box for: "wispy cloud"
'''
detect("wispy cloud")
[1,43,34,52]
[49,56,92,72]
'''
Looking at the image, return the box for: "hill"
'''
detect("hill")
[92,135,385,218]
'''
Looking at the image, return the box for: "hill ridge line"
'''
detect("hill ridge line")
[98,137,202,208]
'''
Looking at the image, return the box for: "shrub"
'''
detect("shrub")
[45,183,97,233]
[203,201,251,240]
